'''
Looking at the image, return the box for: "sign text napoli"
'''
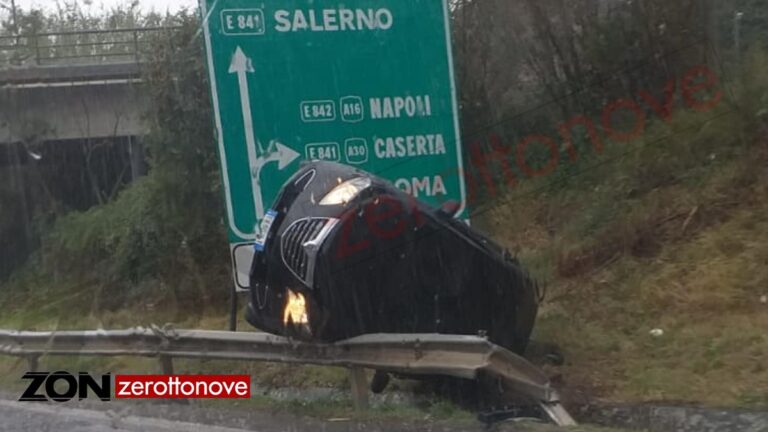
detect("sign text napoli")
[200,1,466,290]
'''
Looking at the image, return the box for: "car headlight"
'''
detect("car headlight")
[319,177,371,206]
[283,288,308,326]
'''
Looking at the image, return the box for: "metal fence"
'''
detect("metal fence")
[0,327,575,426]
[0,26,182,67]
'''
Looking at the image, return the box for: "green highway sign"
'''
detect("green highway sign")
[200,0,467,289]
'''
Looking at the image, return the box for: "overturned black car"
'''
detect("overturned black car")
[246,161,539,355]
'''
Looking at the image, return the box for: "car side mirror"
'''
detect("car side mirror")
[437,200,461,218]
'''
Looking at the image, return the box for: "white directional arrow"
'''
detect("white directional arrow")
[248,140,300,222]
[265,141,301,170]
[229,46,301,224]
[229,46,260,155]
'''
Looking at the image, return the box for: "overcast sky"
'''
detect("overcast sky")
[13,0,198,13]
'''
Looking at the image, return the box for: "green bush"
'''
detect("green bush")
[2,12,229,312]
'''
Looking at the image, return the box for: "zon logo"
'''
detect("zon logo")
[19,372,111,402]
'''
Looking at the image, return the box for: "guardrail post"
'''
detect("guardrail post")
[26,355,40,372]
[348,367,369,410]
[159,355,174,375]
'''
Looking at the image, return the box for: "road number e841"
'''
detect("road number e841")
[221,10,266,35]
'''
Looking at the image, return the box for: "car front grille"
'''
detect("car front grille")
[281,218,337,287]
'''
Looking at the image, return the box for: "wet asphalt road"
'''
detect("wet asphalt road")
[0,399,253,432]
[0,397,496,432]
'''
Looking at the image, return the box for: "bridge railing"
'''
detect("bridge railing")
[0,26,182,68]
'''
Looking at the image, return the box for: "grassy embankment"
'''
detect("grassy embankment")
[477,61,768,408]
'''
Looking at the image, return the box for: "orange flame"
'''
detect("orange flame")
[283,289,308,326]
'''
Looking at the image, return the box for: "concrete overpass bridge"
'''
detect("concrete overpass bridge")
[0,62,146,146]
[0,27,182,278]
[0,27,179,147]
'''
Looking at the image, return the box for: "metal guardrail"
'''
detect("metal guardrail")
[0,26,182,67]
[0,327,575,426]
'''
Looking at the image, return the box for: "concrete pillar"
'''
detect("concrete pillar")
[128,135,147,181]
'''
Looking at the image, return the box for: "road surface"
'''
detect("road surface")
[0,399,254,432]
[0,397,502,432]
